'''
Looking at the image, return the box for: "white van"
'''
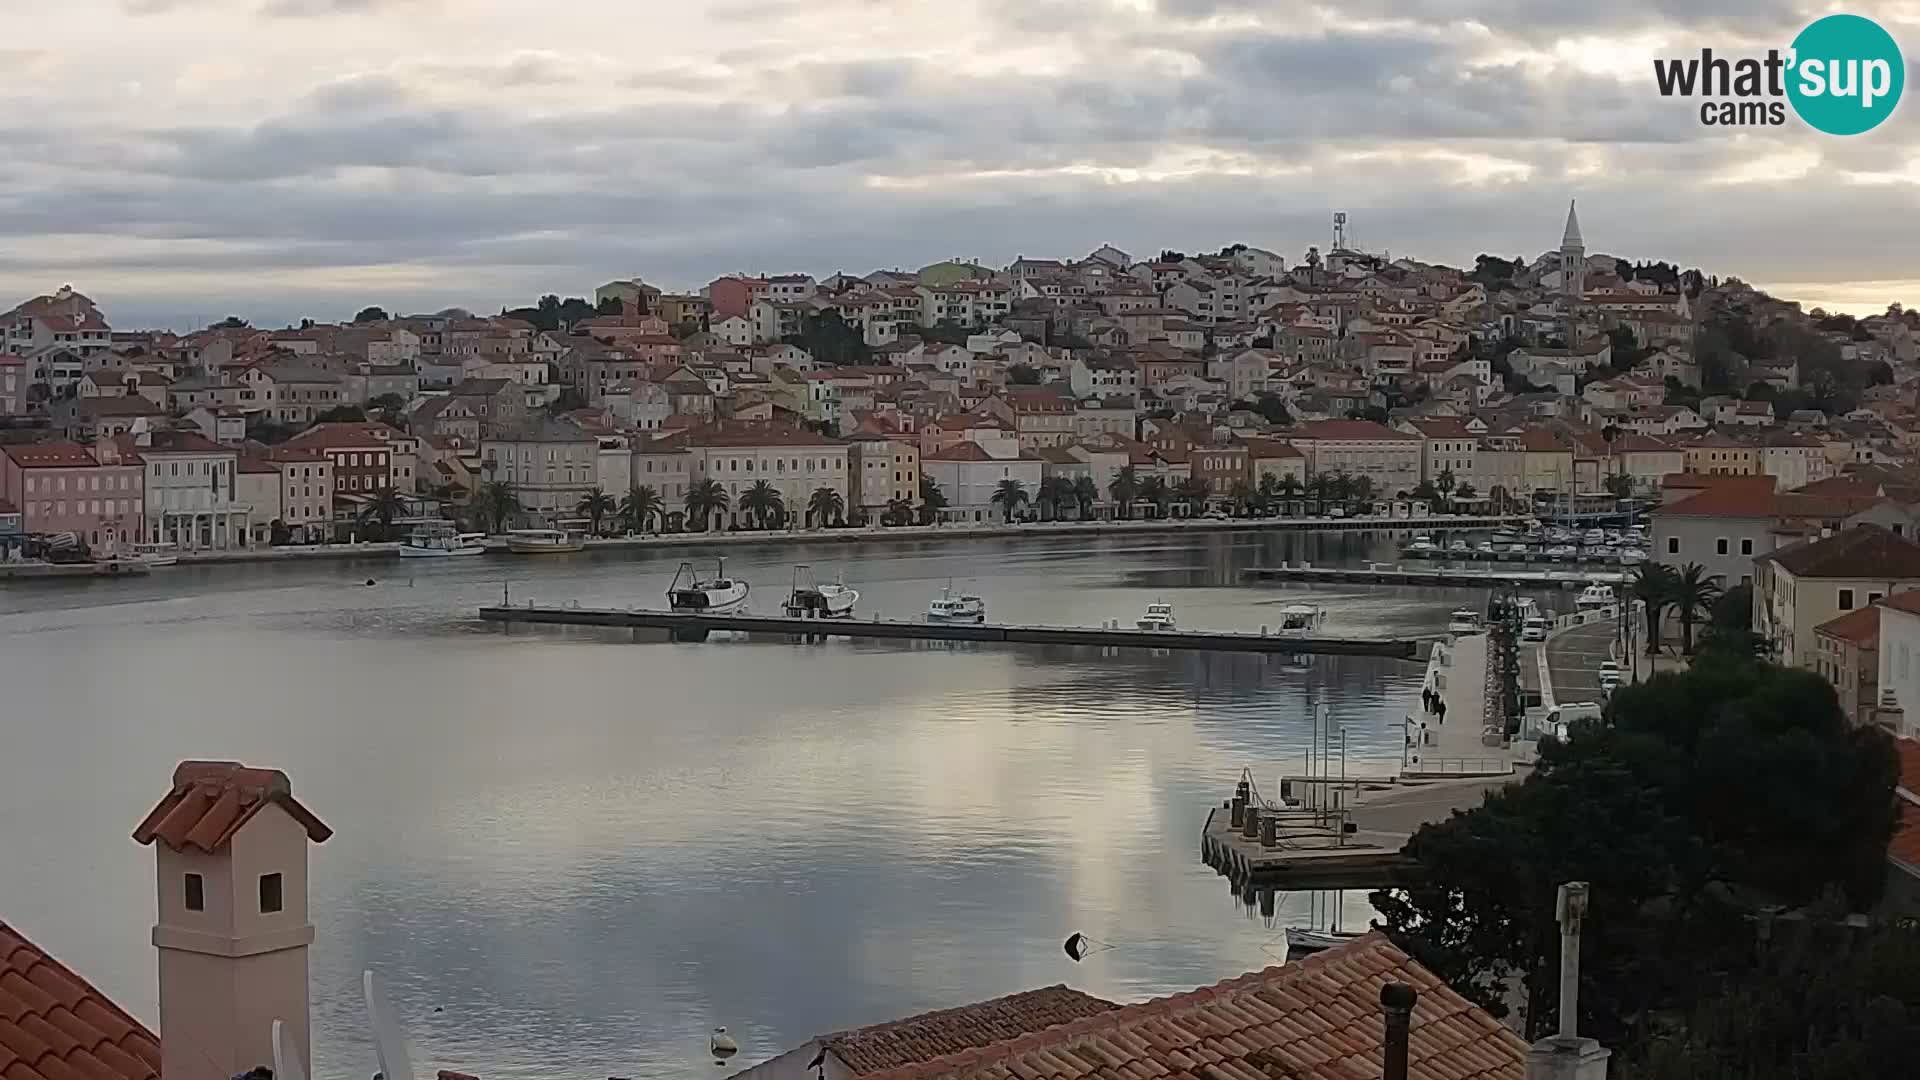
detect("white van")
[1542,702,1603,739]
[1521,615,1550,642]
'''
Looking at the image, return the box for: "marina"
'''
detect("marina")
[1243,564,1626,589]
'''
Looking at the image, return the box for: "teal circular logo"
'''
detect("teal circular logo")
[1788,14,1904,135]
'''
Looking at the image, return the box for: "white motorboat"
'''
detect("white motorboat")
[1277,602,1326,636]
[130,542,179,568]
[505,528,586,554]
[1136,601,1177,631]
[1576,584,1617,610]
[1405,539,1437,554]
[927,583,986,623]
[1285,928,1365,959]
[1544,544,1575,559]
[1618,547,1647,564]
[668,559,751,613]
[783,564,857,618]
[1582,528,1607,546]
[399,526,485,558]
[1447,608,1483,635]
[1448,538,1470,553]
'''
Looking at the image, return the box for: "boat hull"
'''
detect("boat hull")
[507,540,586,554]
[670,586,751,614]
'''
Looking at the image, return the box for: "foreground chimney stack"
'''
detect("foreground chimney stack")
[133,761,334,1080]
[1379,983,1416,1080]
[1526,881,1611,1080]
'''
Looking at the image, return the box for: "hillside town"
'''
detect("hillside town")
[1,203,1916,560]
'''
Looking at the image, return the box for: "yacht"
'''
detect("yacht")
[1404,538,1438,555]
[783,564,857,618]
[668,559,752,613]
[1576,584,1617,610]
[1136,601,1177,631]
[130,541,180,568]
[1448,538,1470,553]
[1447,608,1483,634]
[1544,544,1575,560]
[1285,928,1365,959]
[1582,528,1607,546]
[927,583,987,623]
[1618,547,1647,565]
[505,528,586,554]
[1474,540,1496,555]
[1277,602,1326,636]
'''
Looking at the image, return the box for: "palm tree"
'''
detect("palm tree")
[1072,475,1098,520]
[740,479,786,530]
[885,496,915,526]
[684,478,729,532]
[1173,476,1210,516]
[1604,472,1635,500]
[1230,479,1255,516]
[1435,468,1456,510]
[991,478,1030,524]
[1036,476,1074,522]
[1349,475,1377,509]
[1454,481,1478,502]
[1276,473,1302,515]
[1305,473,1330,514]
[477,480,520,534]
[575,487,616,536]
[808,485,845,528]
[1632,562,1677,655]
[1488,484,1512,515]
[918,476,947,525]
[1139,475,1170,519]
[619,485,664,534]
[358,487,407,539]
[1670,562,1723,656]
[1108,466,1139,520]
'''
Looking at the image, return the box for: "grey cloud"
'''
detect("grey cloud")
[258,0,422,16]
[1160,0,1809,40]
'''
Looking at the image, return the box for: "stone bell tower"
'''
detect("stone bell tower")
[133,761,333,1080]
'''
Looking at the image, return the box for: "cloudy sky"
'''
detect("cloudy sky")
[4,0,1919,327]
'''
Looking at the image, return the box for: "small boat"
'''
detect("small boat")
[1618,547,1647,564]
[1505,543,1531,555]
[1285,927,1365,959]
[1582,528,1607,546]
[505,528,586,554]
[1137,601,1177,631]
[399,526,485,558]
[1277,602,1326,636]
[1448,538,1470,553]
[130,542,180,568]
[927,583,987,623]
[1474,541,1496,554]
[1576,584,1617,610]
[1545,544,1575,559]
[669,559,751,613]
[784,564,857,618]
[1447,608,1483,634]
[1405,539,1437,554]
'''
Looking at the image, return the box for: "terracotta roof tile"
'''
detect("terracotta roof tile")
[0,924,159,1080]
[1760,525,1920,579]
[1291,420,1419,442]
[2,445,99,469]
[857,933,1523,1080]
[1814,605,1881,646]
[132,760,332,854]
[824,986,1120,1075]
[1890,739,1920,868]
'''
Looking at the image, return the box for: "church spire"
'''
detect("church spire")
[1562,200,1583,249]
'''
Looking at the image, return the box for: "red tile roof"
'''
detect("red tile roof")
[823,986,1119,1075]
[2,444,100,469]
[1291,420,1419,442]
[1656,481,1787,519]
[1879,590,1920,617]
[655,419,845,450]
[0,921,161,1080]
[1813,605,1881,646]
[1761,525,1920,579]
[1890,739,1920,869]
[283,422,405,451]
[132,760,333,854]
[859,932,1524,1080]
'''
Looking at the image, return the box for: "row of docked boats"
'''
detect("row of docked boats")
[662,559,982,624]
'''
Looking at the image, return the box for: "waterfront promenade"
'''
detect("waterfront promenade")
[161,512,1524,567]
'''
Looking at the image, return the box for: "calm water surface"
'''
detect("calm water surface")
[0,530,1499,1080]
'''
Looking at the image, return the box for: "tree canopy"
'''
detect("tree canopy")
[1373,650,1901,1067]
[353,306,389,324]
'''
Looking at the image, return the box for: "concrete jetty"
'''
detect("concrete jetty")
[1243,564,1624,590]
[477,604,1424,657]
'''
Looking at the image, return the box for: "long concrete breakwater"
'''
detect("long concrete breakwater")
[165,513,1530,567]
[477,604,1424,658]
[1243,565,1627,589]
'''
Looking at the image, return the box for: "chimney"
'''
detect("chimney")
[1526,881,1611,1080]
[1379,983,1416,1080]
[133,762,333,1080]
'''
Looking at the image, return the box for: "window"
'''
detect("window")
[259,872,283,914]
[1741,538,1754,556]
[1667,537,1680,555]
[184,873,204,912]
[1716,536,1727,554]
[1839,589,1855,611]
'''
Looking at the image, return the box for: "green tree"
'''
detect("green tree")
[269,518,291,546]
[1008,363,1042,385]
[1108,466,1140,520]
[1173,476,1211,516]
[990,478,1030,523]
[884,496,915,526]
[1374,651,1901,1054]
[1632,562,1678,654]
[1671,562,1723,655]
[1036,476,1073,521]
[1276,473,1302,508]
[1138,475,1170,519]
[368,392,408,416]
[1229,479,1254,516]
[1454,482,1477,501]
[1071,475,1098,520]
[739,479,786,530]
[575,487,616,535]
[1435,468,1456,509]
[684,478,729,531]
[357,488,407,538]
[315,405,367,424]
[918,476,947,525]
[353,306,389,324]
[477,481,521,533]
[618,485,664,534]
[1604,472,1635,500]
[808,485,845,527]
[787,311,870,366]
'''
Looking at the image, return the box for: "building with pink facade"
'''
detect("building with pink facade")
[0,442,144,550]
[0,354,25,415]
[706,275,770,319]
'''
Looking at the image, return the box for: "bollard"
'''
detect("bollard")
[1260,815,1277,849]
[1242,805,1261,840]
[1229,796,1246,829]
